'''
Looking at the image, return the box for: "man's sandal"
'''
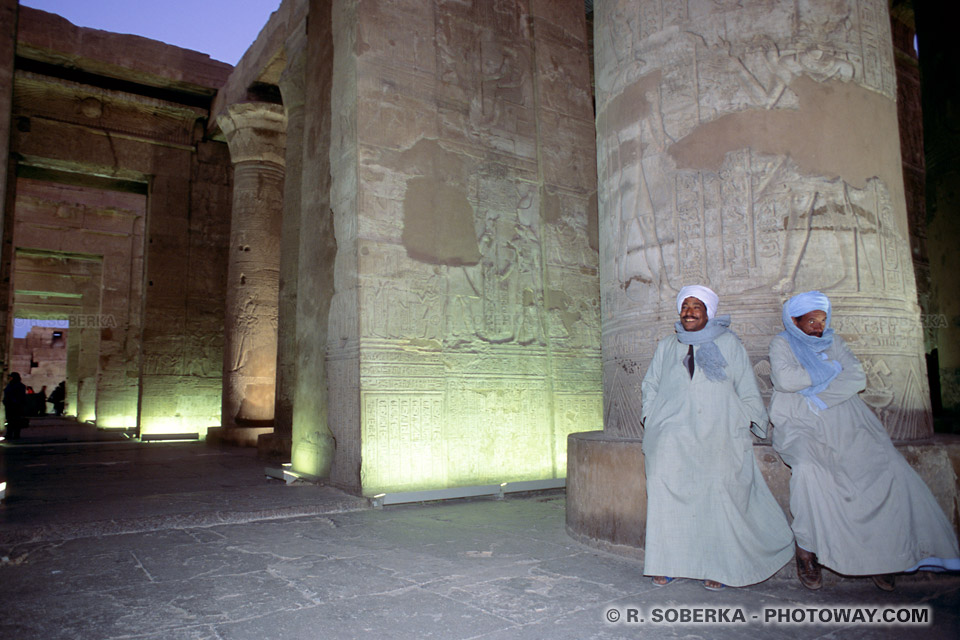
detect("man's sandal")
[796,547,822,590]
[872,574,896,592]
[703,580,725,591]
[651,576,674,586]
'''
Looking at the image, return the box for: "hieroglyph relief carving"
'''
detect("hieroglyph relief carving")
[597,0,928,440]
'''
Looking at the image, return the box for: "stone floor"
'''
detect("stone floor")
[1,419,958,639]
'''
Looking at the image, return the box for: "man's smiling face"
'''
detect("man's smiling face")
[680,297,708,332]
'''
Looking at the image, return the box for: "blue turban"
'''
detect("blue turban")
[779,291,842,411]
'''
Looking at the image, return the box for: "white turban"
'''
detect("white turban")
[676,285,718,320]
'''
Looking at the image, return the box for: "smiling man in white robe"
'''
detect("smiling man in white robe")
[769,291,960,591]
[641,285,794,590]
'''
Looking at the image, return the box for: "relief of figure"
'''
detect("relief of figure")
[775,178,901,297]
[609,96,676,302]
[470,32,529,135]
[511,185,546,346]
[446,265,482,344]
[449,181,549,347]
[860,357,896,412]
[477,222,517,343]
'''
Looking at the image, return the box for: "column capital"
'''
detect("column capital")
[217,102,287,166]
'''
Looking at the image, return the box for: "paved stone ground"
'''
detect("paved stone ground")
[1,421,958,639]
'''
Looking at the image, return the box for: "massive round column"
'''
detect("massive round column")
[217,103,286,429]
[596,0,931,440]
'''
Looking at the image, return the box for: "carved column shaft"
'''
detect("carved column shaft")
[273,22,308,445]
[218,103,286,427]
[597,0,931,439]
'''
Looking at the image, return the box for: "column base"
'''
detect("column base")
[258,432,292,462]
[566,431,960,559]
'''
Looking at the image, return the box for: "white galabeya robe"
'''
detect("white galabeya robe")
[642,332,794,586]
[769,334,959,575]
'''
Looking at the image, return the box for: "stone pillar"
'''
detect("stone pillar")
[65,324,79,416]
[260,22,307,460]
[320,0,600,494]
[217,103,286,433]
[568,0,936,556]
[889,8,927,351]
[74,263,102,423]
[290,0,337,480]
[596,0,931,441]
[0,0,17,380]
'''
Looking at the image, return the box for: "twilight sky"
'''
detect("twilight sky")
[20,0,283,65]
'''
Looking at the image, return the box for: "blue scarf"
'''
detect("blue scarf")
[779,293,842,411]
[675,315,731,382]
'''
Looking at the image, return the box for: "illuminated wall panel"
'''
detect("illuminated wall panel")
[322,0,601,495]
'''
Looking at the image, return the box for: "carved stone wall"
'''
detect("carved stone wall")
[5,7,234,435]
[12,181,145,425]
[320,0,600,494]
[596,0,931,440]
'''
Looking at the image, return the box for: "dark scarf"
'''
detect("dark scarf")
[675,315,731,382]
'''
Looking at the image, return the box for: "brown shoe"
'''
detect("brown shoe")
[796,544,822,590]
[872,574,896,592]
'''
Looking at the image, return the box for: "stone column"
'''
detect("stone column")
[290,0,337,480]
[596,0,931,441]
[260,22,308,460]
[0,0,16,380]
[217,103,286,432]
[75,264,102,422]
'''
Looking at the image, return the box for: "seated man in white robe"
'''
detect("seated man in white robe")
[642,285,794,590]
[769,291,960,591]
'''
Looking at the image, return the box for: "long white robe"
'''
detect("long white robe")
[641,332,794,586]
[769,334,960,575]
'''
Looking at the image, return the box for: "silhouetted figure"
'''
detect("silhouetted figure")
[3,372,28,440]
[49,381,66,416]
[38,385,48,416]
[25,385,43,416]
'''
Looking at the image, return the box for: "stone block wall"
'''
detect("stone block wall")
[11,180,144,424]
[4,7,233,435]
[139,141,232,436]
[320,0,601,494]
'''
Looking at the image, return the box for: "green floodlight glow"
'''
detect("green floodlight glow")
[97,414,137,430]
[139,416,215,437]
[13,290,83,299]
[356,391,602,495]
[291,440,331,478]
